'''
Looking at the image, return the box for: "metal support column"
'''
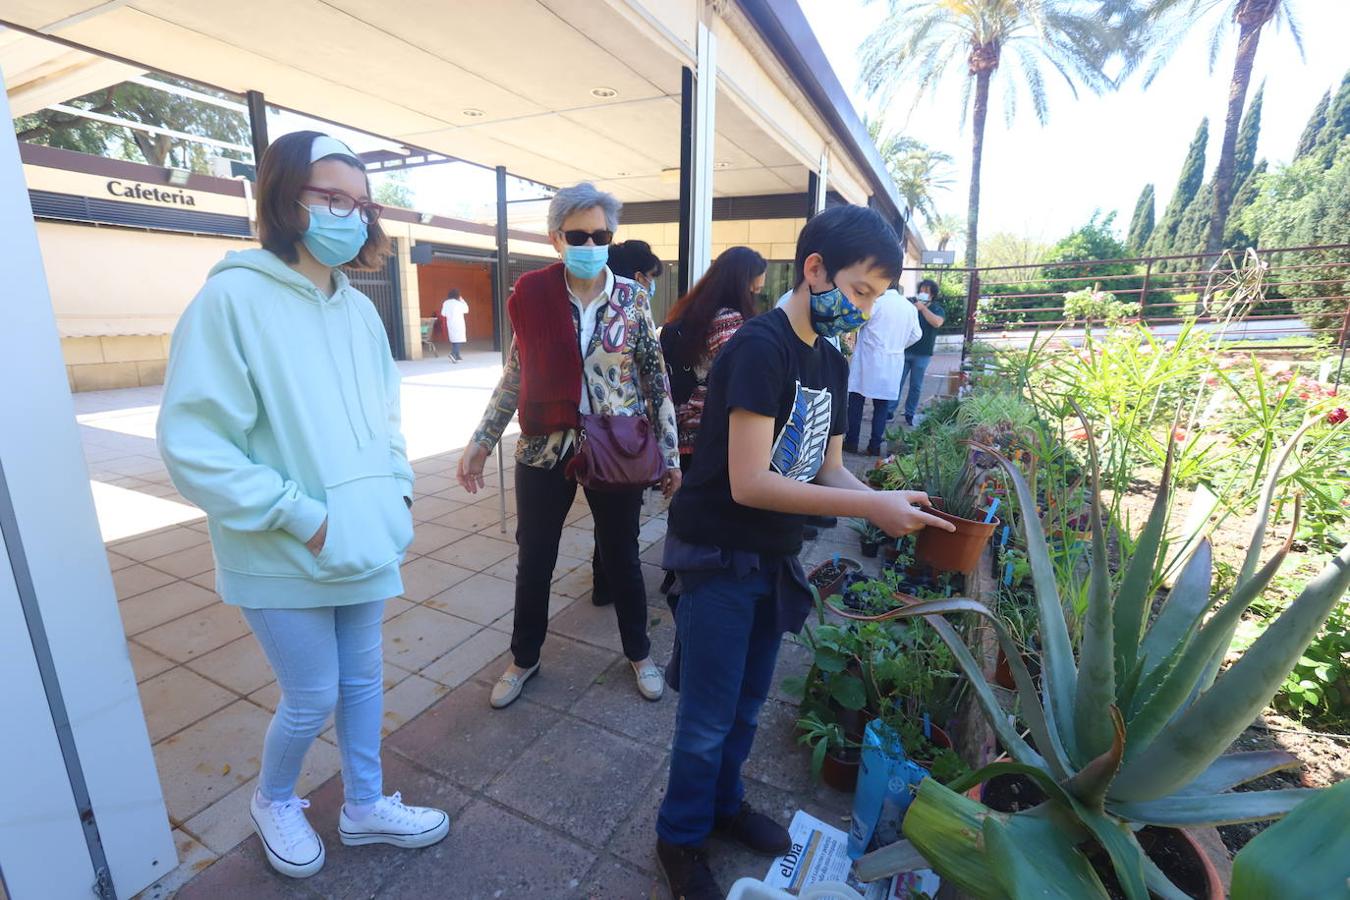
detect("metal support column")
[677,21,717,295]
[245,90,268,163]
[806,171,819,221]
[494,165,510,534]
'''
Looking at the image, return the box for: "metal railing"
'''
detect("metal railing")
[914,244,1350,377]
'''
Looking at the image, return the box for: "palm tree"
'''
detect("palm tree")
[861,1,1118,268]
[1119,0,1303,254]
[927,213,964,252]
[893,148,957,225]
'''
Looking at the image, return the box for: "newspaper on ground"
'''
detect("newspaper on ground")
[762,811,941,899]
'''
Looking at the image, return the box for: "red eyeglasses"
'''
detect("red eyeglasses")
[301,185,383,224]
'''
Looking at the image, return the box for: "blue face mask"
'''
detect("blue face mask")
[643,277,657,296]
[563,243,609,280]
[300,204,368,267]
[809,283,869,337]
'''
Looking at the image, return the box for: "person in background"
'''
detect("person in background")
[891,277,946,427]
[844,281,921,456]
[663,246,766,471]
[440,288,469,363]
[157,131,449,881]
[655,205,952,899]
[589,238,666,608]
[456,183,680,709]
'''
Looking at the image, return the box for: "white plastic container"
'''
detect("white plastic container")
[723,877,867,900]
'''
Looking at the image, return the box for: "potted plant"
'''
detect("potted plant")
[912,448,1000,574]
[807,556,862,602]
[846,416,1350,899]
[797,711,863,792]
[851,520,887,558]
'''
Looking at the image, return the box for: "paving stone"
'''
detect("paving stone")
[409,494,465,523]
[188,571,217,592]
[382,606,479,672]
[118,581,218,636]
[152,700,271,822]
[427,532,517,571]
[606,767,669,872]
[126,640,176,683]
[138,601,251,663]
[379,674,450,736]
[186,634,273,695]
[386,681,560,790]
[571,656,677,751]
[300,753,473,900]
[556,525,599,560]
[430,501,501,533]
[639,538,666,567]
[382,596,416,620]
[113,526,209,562]
[549,595,638,653]
[247,681,280,714]
[638,516,667,547]
[412,473,456,497]
[770,635,815,705]
[434,482,498,505]
[140,666,237,743]
[106,550,137,572]
[134,829,218,900]
[487,717,664,844]
[371,800,595,900]
[553,564,597,601]
[425,572,516,625]
[481,634,617,713]
[181,738,341,855]
[405,521,468,557]
[739,699,817,795]
[420,626,511,689]
[398,556,473,602]
[146,542,216,579]
[576,858,662,899]
[113,563,178,600]
[173,842,325,900]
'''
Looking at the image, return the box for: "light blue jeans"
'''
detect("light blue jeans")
[242,600,385,805]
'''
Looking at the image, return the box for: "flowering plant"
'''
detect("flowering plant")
[1061,287,1138,327]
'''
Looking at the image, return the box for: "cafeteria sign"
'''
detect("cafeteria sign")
[106,180,198,206]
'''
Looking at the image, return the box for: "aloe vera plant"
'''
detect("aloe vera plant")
[848,412,1350,899]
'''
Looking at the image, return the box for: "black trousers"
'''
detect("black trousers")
[513,459,650,668]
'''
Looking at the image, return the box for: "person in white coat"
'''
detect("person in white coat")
[440,289,469,362]
[844,286,921,455]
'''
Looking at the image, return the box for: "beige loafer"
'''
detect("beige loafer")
[490,662,539,709]
[633,660,665,702]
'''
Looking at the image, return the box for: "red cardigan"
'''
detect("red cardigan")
[507,263,583,435]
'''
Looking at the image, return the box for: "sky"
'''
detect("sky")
[798,0,1350,253]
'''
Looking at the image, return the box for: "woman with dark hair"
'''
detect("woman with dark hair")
[157,131,449,880]
[608,239,664,296]
[663,246,767,470]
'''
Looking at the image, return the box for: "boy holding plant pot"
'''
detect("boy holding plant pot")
[656,205,953,899]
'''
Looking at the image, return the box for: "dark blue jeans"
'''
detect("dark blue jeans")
[889,353,933,422]
[657,567,782,845]
[846,392,891,450]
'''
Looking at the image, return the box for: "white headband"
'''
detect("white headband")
[309,135,360,164]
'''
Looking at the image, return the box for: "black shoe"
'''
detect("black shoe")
[866,444,882,457]
[806,516,838,529]
[714,802,792,856]
[591,591,613,607]
[803,525,819,540]
[842,442,859,454]
[657,839,722,900]
[904,416,914,427]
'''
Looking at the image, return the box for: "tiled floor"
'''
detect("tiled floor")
[77,350,959,898]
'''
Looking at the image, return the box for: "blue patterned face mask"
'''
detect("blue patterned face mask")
[809,283,869,337]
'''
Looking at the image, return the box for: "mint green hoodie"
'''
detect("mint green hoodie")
[157,248,414,609]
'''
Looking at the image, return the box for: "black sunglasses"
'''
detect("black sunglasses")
[561,229,614,246]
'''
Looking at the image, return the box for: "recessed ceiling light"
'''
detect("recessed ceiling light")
[590,86,618,99]
[714,160,732,169]
[462,108,485,118]
[616,171,632,177]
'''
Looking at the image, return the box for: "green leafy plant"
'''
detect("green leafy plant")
[796,710,859,782]
[1061,287,1138,328]
[849,416,1350,899]
[914,444,984,520]
[1230,778,1350,900]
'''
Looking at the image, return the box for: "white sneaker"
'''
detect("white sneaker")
[633,660,665,701]
[489,662,540,709]
[338,792,450,849]
[250,793,324,878]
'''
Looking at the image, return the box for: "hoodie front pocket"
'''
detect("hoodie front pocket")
[315,475,413,581]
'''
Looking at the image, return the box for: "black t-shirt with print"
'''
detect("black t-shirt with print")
[670,308,848,557]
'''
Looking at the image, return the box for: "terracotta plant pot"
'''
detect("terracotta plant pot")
[821,747,861,792]
[807,557,862,602]
[915,508,1000,575]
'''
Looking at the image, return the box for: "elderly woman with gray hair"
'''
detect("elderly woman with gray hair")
[458,182,680,709]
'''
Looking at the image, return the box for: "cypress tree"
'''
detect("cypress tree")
[1147,118,1208,258]
[1311,71,1350,169]
[1294,90,1329,160]
[1170,182,1214,269]
[1224,159,1267,249]
[1231,85,1263,204]
[1126,184,1155,254]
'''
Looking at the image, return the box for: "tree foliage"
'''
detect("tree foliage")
[1146,118,1208,257]
[372,172,415,209]
[1293,89,1330,159]
[1125,184,1155,254]
[14,77,250,172]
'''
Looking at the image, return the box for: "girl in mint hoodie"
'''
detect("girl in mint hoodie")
[158,131,448,879]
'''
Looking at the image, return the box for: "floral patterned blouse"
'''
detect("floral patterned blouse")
[675,308,745,456]
[472,270,679,471]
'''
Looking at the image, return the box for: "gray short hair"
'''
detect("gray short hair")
[547,182,622,233]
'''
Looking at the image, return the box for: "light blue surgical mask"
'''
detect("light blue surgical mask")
[917,292,931,303]
[563,244,609,280]
[643,276,657,297]
[809,283,869,338]
[299,204,368,267]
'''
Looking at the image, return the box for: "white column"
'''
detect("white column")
[815,149,830,215]
[688,18,717,283]
[0,64,174,899]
